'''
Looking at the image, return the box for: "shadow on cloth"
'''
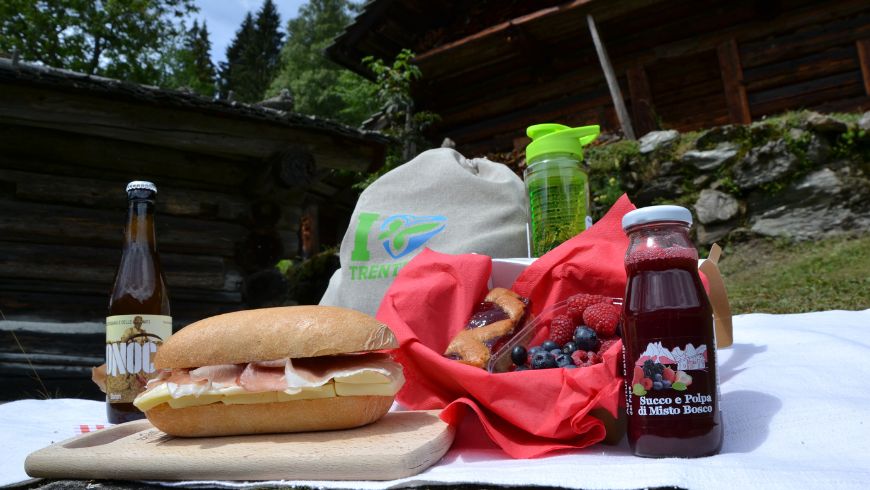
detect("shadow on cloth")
[721,389,782,453]
[719,343,767,384]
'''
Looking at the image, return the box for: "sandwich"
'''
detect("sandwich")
[133,305,404,437]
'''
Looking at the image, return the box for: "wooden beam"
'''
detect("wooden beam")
[857,39,870,96]
[626,62,656,136]
[588,15,635,139]
[0,82,382,172]
[717,39,751,124]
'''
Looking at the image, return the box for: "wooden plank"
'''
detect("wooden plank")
[740,11,870,68]
[0,169,251,222]
[749,72,863,117]
[743,45,858,92]
[858,39,870,96]
[717,39,751,124]
[0,241,239,291]
[0,278,243,325]
[0,84,381,172]
[0,198,247,257]
[0,124,254,191]
[588,15,635,139]
[625,64,657,136]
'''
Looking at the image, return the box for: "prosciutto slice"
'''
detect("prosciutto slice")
[151,353,403,396]
[189,364,244,388]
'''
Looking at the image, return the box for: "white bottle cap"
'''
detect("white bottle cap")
[126,181,157,193]
[622,205,692,230]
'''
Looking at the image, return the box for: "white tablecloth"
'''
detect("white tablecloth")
[3,310,870,489]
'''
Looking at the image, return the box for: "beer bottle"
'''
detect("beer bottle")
[106,181,172,423]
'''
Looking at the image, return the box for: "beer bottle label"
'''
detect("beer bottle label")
[105,314,172,404]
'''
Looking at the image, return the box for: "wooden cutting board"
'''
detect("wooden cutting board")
[25,410,454,481]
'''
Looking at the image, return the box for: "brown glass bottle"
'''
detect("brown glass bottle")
[106,181,172,424]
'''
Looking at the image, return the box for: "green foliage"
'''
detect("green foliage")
[0,0,196,85]
[719,235,870,313]
[267,0,378,125]
[584,140,636,217]
[163,20,215,97]
[832,126,870,161]
[219,0,284,102]
[353,49,440,189]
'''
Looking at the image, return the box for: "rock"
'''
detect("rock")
[257,88,294,112]
[639,130,679,154]
[681,142,739,172]
[695,125,748,150]
[748,165,870,240]
[788,128,831,166]
[659,160,679,175]
[634,176,683,206]
[696,221,736,245]
[694,189,740,224]
[693,175,713,188]
[804,112,848,134]
[732,139,798,190]
[858,111,870,132]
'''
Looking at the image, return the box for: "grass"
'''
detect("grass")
[718,234,870,314]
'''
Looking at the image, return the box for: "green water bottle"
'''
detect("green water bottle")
[524,123,600,257]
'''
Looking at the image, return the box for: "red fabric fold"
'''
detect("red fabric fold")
[377,194,637,458]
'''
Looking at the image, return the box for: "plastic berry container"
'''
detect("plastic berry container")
[487,295,623,373]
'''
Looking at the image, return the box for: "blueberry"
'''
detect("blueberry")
[652,381,663,390]
[563,364,578,369]
[555,354,574,368]
[530,351,549,369]
[550,348,562,357]
[541,340,560,352]
[573,326,600,352]
[661,380,672,389]
[562,341,578,354]
[511,345,528,366]
[654,373,663,382]
[528,345,544,356]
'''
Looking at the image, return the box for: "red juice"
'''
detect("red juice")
[621,207,723,458]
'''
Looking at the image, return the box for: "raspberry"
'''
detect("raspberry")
[567,293,609,321]
[588,352,602,364]
[549,314,574,345]
[583,302,621,337]
[571,350,587,365]
[598,338,620,355]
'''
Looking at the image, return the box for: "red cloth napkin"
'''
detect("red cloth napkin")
[377,195,636,458]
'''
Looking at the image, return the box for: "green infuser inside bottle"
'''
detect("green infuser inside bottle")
[524,123,600,257]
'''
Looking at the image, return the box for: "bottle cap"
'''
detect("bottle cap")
[126,181,157,194]
[622,205,692,230]
[525,123,600,163]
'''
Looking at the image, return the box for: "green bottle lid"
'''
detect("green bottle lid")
[525,123,600,163]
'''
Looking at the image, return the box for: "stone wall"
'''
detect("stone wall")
[593,111,870,244]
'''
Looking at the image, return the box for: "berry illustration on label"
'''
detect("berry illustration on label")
[631,341,702,396]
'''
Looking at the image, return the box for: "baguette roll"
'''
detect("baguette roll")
[134,305,403,437]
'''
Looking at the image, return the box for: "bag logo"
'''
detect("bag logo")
[348,212,447,281]
[377,214,447,259]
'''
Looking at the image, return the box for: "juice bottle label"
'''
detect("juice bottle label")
[105,314,172,403]
[626,338,716,417]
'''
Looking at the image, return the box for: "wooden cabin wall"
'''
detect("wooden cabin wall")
[0,125,305,400]
[416,0,870,156]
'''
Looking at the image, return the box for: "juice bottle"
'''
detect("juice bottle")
[523,123,599,256]
[621,205,723,457]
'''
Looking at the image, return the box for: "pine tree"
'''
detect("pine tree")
[252,0,283,97]
[219,13,256,100]
[165,20,216,96]
[219,1,283,103]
